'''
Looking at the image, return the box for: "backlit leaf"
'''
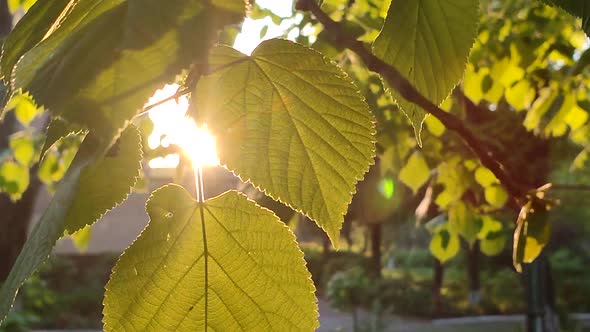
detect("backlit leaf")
[430,225,460,263]
[9,135,35,166]
[399,151,430,193]
[448,201,481,246]
[505,80,535,111]
[478,216,506,256]
[373,0,479,141]
[474,166,499,188]
[0,161,29,200]
[480,231,506,256]
[71,225,93,253]
[195,39,376,246]
[0,126,142,323]
[13,0,244,139]
[6,92,40,126]
[103,186,318,331]
[0,0,71,80]
[41,118,84,160]
[542,0,590,37]
[484,185,509,208]
[513,202,551,272]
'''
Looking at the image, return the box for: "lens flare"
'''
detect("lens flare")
[146,84,220,169]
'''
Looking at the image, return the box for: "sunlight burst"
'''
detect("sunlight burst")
[146,84,219,169]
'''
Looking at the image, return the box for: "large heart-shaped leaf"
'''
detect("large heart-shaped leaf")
[12,0,244,139]
[195,39,376,246]
[0,126,142,323]
[103,186,318,331]
[373,0,479,142]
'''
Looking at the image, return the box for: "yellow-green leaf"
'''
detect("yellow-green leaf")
[0,160,29,200]
[542,0,590,37]
[430,226,460,264]
[9,135,35,166]
[373,0,479,141]
[71,225,93,253]
[0,0,70,80]
[424,114,446,137]
[477,216,506,256]
[474,166,499,188]
[448,201,481,246]
[103,186,318,332]
[513,203,551,272]
[13,0,244,138]
[64,126,143,233]
[505,80,535,111]
[399,151,430,193]
[0,126,142,323]
[481,231,506,256]
[195,39,376,246]
[484,185,509,208]
[6,92,40,126]
[40,118,85,160]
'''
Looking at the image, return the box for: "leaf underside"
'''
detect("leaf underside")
[0,126,142,323]
[12,0,244,139]
[195,39,376,246]
[373,0,479,142]
[103,186,318,332]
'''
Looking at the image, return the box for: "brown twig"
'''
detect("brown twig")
[296,0,527,203]
[550,184,590,191]
[135,87,190,118]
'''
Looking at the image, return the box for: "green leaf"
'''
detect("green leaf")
[64,126,143,233]
[0,161,29,200]
[477,216,506,256]
[13,0,244,139]
[0,126,142,324]
[481,231,506,257]
[373,0,479,141]
[484,185,509,208]
[0,0,71,80]
[9,135,35,166]
[435,159,469,208]
[448,201,481,246]
[542,0,590,37]
[513,202,551,272]
[505,80,535,111]
[103,186,318,331]
[40,118,84,160]
[399,151,430,193]
[70,225,93,253]
[6,92,40,126]
[424,114,446,137]
[195,39,376,246]
[430,225,460,263]
[474,166,499,188]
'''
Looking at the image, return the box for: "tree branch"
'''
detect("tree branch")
[550,184,590,191]
[135,87,190,118]
[296,0,527,203]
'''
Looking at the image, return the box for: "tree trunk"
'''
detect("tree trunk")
[525,253,560,332]
[467,241,481,306]
[0,0,42,283]
[433,258,444,317]
[368,223,382,279]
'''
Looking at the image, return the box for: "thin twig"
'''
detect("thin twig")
[550,184,590,191]
[135,87,190,118]
[296,0,527,203]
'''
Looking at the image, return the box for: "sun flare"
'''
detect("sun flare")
[146,84,220,169]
